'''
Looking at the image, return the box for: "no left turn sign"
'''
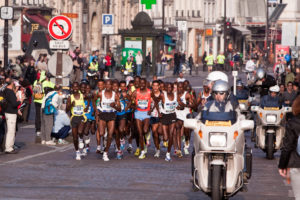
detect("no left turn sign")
[48,15,73,40]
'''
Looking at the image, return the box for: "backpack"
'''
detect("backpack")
[44,92,57,115]
[297,136,300,156]
[33,81,44,100]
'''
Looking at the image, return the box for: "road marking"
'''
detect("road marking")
[20,124,35,129]
[0,144,73,166]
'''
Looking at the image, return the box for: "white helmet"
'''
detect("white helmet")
[269,85,280,93]
[206,71,229,83]
[256,68,266,80]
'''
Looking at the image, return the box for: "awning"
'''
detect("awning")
[269,4,287,23]
[25,13,49,28]
[232,26,251,35]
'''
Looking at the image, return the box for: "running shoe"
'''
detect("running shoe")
[154,149,160,158]
[165,152,171,162]
[139,151,146,159]
[103,152,109,161]
[127,144,133,154]
[134,148,140,156]
[41,140,46,145]
[76,151,81,161]
[116,151,122,160]
[176,150,183,158]
[184,147,189,155]
[144,145,148,154]
[163,141,168,148]
[45,140,56,146]
[58,139,69,145]
[81,148,87,157]
[79,139,84,149]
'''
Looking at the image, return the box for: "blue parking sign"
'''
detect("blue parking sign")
[102,14,113,25]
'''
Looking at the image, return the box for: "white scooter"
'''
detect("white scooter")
[185,117,254,200]
[251,106,292,159]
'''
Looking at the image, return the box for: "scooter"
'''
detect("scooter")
[185,116,254,200]
[251,106,292,159]
[87,70,98,89]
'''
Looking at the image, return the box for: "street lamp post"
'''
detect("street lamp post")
[4,0,9,68]
[223,0,227,57]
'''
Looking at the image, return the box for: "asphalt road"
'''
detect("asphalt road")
[0,70,295,200]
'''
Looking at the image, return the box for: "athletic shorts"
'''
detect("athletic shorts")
[126,112,133,122]
[150,117,160,125]
[99,112,116,122]
[134,110,150,121]
[71,116,85,128]
[116,114,127,121]
[160,113,177,125]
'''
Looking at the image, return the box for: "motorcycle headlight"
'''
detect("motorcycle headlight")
[239,103,246,110]
[209,132,227,147]
[266,114,277,123]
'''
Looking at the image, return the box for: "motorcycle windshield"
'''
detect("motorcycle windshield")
[201,111,237,125]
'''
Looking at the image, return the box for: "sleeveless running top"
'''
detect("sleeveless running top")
[71,94,85,116]
[151,92,163,117]
[117,92,126,116]
[98,90,116,112]
[162,91,177,114]
[136,88,151,112]
[85,99,95,120]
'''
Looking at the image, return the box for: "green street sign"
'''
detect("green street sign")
[141,0,156,9]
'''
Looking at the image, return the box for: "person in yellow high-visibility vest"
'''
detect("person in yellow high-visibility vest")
[33,72,54,138]
[205,52,214,72]
[125,58,133,75]
[89,58,99,71]
[216,52,226,71]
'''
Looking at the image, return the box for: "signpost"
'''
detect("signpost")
[48,15,73,85]
[102,14,114,34]
[141,0,157,9]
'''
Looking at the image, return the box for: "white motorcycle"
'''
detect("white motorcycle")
[251,106,292,159]
[185,117,254,200]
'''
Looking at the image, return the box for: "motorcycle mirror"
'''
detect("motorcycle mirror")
[251,106,259,112]
[284,107,292,113]
[240,120,254,131]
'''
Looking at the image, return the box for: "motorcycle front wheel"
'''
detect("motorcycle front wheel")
[211,165,224,200]
[266,133,274,159]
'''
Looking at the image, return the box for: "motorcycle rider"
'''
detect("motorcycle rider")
[124,57,134,77]
[260,85,282,108]
[236,80,249,100]
[251,68,277,97]
[201,80,238,124]
[205,71,239,110]
[87,57,99,88]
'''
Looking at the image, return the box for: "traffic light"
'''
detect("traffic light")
[225,22,231,30]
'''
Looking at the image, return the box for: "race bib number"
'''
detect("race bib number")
[74,105,84,115]
[138,99,148,109]
[165,102,176,113]
[121,101,125,111]
[102,102,113,112]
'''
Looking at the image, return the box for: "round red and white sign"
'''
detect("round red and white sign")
[48,15,73,40]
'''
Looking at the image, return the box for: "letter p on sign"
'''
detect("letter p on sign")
[102,14,113,25]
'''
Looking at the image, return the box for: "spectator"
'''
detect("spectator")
[274,59,285,85]
[24,58,37,85]
[12,57,23,79]
[202,51,207,71]
[161,51,167,77]
[111,53,116,78]
[176,72,186,83]
[284,53,291,66]
[71,55,82,84]
[180,51,186,72]
[173,51,180,75]
[156,50,163,77]
[3,78,25,153]
[205,51,214,72]
[285,66,295,87]
[105,52,112,78]
[188,54,194,75]
[282,81,297,107]
[40,85,61,145]
[289,60,297,74]
[295,67,300,85]
[145,52,152,77]
[52,104,70,144]
[293,82,300,95]
[279,83,285,103]
[36,54,47,72]
[0,76,5,152]
[278,95,300,200]
[135,51,143,77]
[21,79,33,123]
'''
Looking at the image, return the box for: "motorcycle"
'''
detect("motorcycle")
[87,70,98,89]
[185,116,254,200]
[251,106,292,159]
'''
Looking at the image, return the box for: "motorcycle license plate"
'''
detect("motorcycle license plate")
[238,100,248,103]
[264,107,279,110]
[205,121,231,127]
